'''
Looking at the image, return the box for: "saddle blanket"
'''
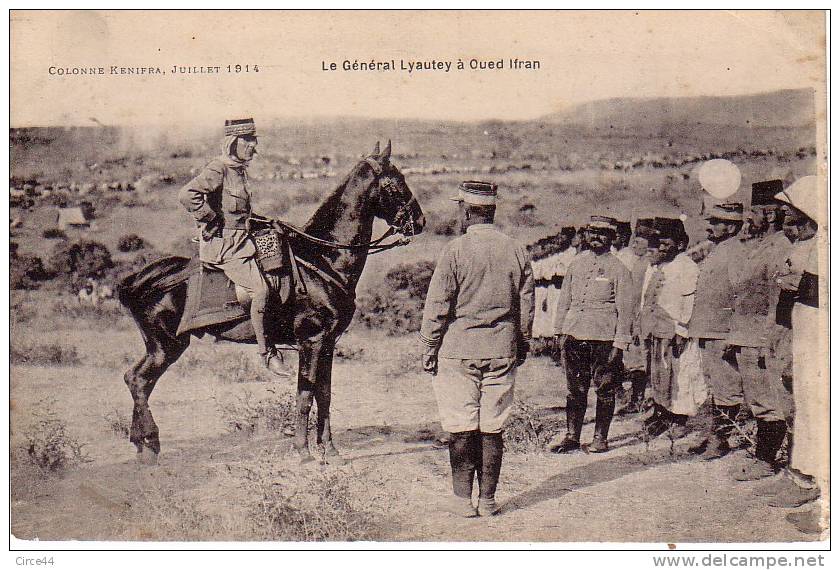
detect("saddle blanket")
[176,268,248,336]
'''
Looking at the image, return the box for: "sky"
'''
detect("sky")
[10,10,826,126]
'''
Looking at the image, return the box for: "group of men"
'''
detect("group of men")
[419,176,825,533]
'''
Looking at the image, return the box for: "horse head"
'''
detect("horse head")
[364,140,425,237]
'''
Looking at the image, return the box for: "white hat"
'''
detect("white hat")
[775,175,825,227]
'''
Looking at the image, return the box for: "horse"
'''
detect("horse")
[118,141,425,465]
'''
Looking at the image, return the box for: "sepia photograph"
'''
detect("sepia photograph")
[7,9,829,548]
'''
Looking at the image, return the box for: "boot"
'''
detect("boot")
[447,431,479,515]
[644,405,670,438]
[590,397,615,453]
[477,432,504,516]
[700,404,738,460]
[617,371,647,415]
[547,399,585,453]
[755,419,787,465]
[262,348,291,377]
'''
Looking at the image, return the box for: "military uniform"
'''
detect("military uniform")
[420,181,534,517]
[549,216,633,453]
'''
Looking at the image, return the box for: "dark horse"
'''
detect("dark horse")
[118,141,425,464]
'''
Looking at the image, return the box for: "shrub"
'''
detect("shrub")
[355,260,435,335]
[47,239,113,281]
[117,234,146,252]
[103,409,131,438]
[21,400,90,472]
[215,389,309,436]
[11,340,81,366]
[503,400,564,454]
[11,254,48,290]
[42,228,67,240]
[242,455,394,541]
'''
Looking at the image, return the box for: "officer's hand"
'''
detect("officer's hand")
[202,217,223,241]
[671,336,688,357]
[554,334,568,352]
[422,354,438,376]
[607,347,623,366]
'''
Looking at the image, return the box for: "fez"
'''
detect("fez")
[588,215,619,231]
[751,180,784,206]
[224,118,257,137]
[705,202,744,222]
[451,181,498,205]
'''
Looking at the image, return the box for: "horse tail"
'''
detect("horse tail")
[117,256,193,310]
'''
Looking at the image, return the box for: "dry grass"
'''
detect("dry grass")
[503,400,564,454]
[17,399,91,473]
[11,340,81,366]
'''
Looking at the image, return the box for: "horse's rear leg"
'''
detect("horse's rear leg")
[124,336,188,463]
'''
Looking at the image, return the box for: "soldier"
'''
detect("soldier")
[686,202,745,460]
[756,176,826,522]
[725,181,793,481]
[616,218,656,415]
[179,118,288,376]
[637,217,700,436]
[420,181,534,518]
[612,220,635,271]
[547,216,634,454]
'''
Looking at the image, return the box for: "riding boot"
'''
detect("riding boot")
[547,397,585,453]
[448,431,479,499]
[755,419,787,466]
[590,396,615,453]
[251,289,288,377]
[477,432,504,516]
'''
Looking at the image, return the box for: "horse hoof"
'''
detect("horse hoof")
[137,447,159,466]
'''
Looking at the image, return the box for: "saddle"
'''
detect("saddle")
[176,227,303,336]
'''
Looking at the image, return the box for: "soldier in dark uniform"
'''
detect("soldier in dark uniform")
[179,118,288,376]
[547,216,634,454]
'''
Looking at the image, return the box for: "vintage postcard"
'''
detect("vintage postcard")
[8,10,829,549]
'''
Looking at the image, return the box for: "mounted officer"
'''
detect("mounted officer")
[178,118,288,376]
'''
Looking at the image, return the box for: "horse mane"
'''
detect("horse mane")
[302,160,370,238]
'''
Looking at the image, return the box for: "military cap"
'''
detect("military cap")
[615,220,632,238]
[653,216,689,243]
[451,181,498,205]
[704,202,744,222]
[751,180,784,206]
[224,118,257,137]
[634,218,657,240]
[587,215,618,231]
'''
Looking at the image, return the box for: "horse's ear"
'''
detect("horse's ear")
[372,141,380,156]
[381,139,391,162]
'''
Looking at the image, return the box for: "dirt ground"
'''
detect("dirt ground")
[9,306,825,544]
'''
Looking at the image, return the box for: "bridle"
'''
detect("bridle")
[264,156,418,255]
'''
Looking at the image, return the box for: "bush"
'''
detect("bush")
[503,400,564,454]
[21,400,90,472]
[42,228,67,240]
[11,340,81,366]
[117,234,146,252]
[11,254,48,290]
[103,409,131,438]
[47,239,113,287]
[215,389,310,436]
[355,261,435,335]
[242,455,393,541]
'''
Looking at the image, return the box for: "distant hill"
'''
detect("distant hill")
[544,89,816,130]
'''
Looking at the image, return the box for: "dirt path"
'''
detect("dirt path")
[10,329,823,543]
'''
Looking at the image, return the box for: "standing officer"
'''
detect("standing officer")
[726,181,793,480]
[686,202,745,460]
[547,216,634,454]
[420,181,534,518]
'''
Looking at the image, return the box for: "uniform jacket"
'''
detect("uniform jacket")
[419,224,534,359]
[552,249,634,348]
[178,157,252,231]
[726,232,793,348]
[687,237,741,340]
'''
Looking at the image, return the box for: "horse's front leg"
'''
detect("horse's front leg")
[293,340,320,464]
[313,342,345,465]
